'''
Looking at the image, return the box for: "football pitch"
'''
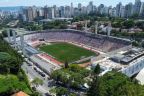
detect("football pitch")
[39,42,97,63]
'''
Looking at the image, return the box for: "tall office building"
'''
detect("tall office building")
[116,2,122,17]
[70,3,74,17]
[52,7,55,19]
[65,6,71,18]
[53,5,60,18]
[125,3,133,18]
[140,2,144,17]
[43,6,49,19]
[27,7,34,21]
[81,6,87,14]
[37,7,44,17]
[112,7,117,17]
[93,5,97,13]
[120,6,125,18]
[78,3,82,14]
[43,6,54,19]
[21,8,27,21]
[108,6,113,16]
[98,4,104,14]
[19,0,144,21]
[134,0,141,15]
[53,5,57,18]
[48,7,54,19]
[73,8,79,16]
[32,6,37,19]
[87,1,94,14]
[59,6,65,17]
[103,7,109,15]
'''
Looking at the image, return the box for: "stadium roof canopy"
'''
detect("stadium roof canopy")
[136,68,144,85]
[110,54,124,63]
[25,46,39,55]
[111,48,144,64]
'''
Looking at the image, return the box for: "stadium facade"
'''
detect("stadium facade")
[5,29,144,77]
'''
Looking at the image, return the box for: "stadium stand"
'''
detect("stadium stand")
[23,29,131,53]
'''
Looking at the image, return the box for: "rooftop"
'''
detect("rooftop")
[111,48,144,64]
[94,47,144,71]
[11,91,29,96]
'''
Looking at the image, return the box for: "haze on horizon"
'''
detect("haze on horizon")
[0,0,141,7]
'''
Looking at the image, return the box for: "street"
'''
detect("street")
[22,62,53,96]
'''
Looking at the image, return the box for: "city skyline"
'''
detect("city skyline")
[0,0,143,7]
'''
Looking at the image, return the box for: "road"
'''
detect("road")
[21,62,53,96]
[21,61,85,96]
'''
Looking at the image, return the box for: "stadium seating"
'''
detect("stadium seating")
[24,30,131,53]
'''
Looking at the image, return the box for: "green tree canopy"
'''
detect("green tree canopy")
[88,71,144,96]
[31,78,43,87]
[0,75,31,95]
[123,20,135,29]
[51,64,90,89]
[94,64,101,75]
[56,87,69,96]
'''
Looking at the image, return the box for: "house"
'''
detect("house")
[11,91,29,96]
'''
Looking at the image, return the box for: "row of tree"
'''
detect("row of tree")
[51,63,144,96]
[87,65,144,96]
[73,14,144,31]
[0,35,23,74]
[0,35,41,96]
[51,64,90,90]
[17,20,68,31]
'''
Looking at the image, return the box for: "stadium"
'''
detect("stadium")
[6,29,144,77]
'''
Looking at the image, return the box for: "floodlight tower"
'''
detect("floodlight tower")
[85,20,88,32]
[12,29,17,48]
[20,34,26,55]
[95,21,98,34]
[107,22,112,36]
[7,29,11,43]
[52,7,55,19]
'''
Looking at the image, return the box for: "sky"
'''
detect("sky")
[0,0,142,7]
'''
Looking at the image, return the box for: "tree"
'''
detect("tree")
[87,76,101,96]
[69,93,77,96]
[31,78,43,87]
[56,87,69,96]
[0,38,23,74]
[141,41,144,48]
[112,21,122,28]
[132,41,140,47]
[87,71,144,96]
[0,52,18,74]
[94,64,101,75]
[77,24,83,30]
[43,20,67,30]
[0,75,32,95]
[31,91,42,96]
[88,64,101,96]
[0,35,32,95]
[135,21,144,31]
[51,64,90,89]
[64,60,69,69]
[131,13,139,19]
[123,20,135,29]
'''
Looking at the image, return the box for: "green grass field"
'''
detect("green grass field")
[39,42,97,63]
